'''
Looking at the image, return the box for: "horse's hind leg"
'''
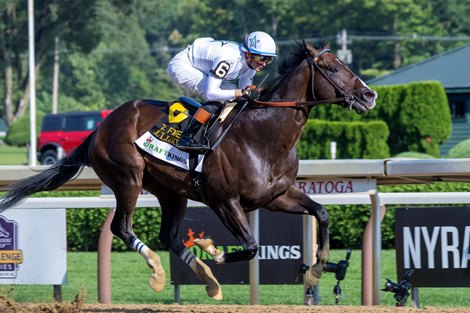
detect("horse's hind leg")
[89,101,167,293]
[264,185,330,286]
[108,183,166,292]
[94,157,166,292]
[143,181,222,300]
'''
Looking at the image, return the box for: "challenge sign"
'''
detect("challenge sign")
[395,207,470,287]
[0,216,22,278]
[0,209,66,285]
[170,207,303,285]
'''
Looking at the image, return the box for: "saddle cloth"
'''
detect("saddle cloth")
[134,98,239,172]
[135,100,205,172]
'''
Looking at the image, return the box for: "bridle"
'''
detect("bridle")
[253,46,360,110]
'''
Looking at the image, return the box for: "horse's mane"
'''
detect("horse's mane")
[260,40,312,100]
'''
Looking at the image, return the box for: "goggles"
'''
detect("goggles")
[252,54,274,64]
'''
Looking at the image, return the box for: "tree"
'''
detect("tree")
[0,0,102,125]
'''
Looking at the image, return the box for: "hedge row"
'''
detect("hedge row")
[297,120,390,159]
[33,190,163,252]
[308,81,452,157]
[328,182,470,249]
[36,181,470,252]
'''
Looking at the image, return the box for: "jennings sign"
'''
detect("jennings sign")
[170,207,303,285]
[395,206,470,287]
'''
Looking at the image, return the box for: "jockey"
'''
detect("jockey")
[168,31,277,152]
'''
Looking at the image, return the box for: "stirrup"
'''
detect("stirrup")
[177,137,209,153]
[177,143,209,153]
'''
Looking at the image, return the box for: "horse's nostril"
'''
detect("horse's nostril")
[363,90,376,102]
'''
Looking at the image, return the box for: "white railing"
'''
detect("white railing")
[2,158,470,306]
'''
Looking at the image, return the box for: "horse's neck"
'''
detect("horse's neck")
[266,60,310,125]
[270,60,310,103]
[241,60,311,152]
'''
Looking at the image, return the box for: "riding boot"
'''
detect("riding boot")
[177,117,209,153]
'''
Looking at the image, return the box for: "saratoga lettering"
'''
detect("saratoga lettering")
[296,180,353,194]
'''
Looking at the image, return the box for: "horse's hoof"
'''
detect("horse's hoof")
[149,270,166,292]
[194,237,214,250]
[195,258,223,300]
[305,263,323,287]
[147,250,166,292]
[207,286,223,301]
[194,238,225,264]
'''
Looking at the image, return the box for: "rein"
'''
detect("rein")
[252,97,351,108]
[253,47,358,110]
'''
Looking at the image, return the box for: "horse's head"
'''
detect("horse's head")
[305,42,377,114]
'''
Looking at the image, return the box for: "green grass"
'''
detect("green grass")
[0,145,28,165]
[1,250,469,307]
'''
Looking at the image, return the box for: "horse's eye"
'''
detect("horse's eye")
[327,64,338,73]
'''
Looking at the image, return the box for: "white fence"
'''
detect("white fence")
[2,158,470,306]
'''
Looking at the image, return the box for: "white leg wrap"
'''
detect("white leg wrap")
[131,238,149,258]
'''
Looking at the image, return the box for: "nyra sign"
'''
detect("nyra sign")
[395,207,470,287]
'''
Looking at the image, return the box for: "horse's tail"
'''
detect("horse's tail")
[0,132,94,213]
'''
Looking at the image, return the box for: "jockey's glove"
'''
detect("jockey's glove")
[242,88,260,101]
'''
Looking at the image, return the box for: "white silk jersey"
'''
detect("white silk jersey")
[168,37,256,102]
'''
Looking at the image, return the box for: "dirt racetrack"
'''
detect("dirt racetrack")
[1,296,470,313]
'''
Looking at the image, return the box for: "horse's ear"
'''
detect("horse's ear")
[323,41,330,49]
[300,38,312,54]
[304,41,317,56]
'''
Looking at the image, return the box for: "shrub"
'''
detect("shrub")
[309,81,451,157]
[297,120,390,159]
[35,190,164,252]
[392,151,435,159]
[5,112,45,146]
[446,138,470,158]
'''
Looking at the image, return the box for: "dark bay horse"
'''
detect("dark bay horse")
[0,41,376,300]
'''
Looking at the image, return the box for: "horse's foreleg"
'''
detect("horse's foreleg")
[183,250,223,300]
[149,186,222,300]
[264,186,330,286]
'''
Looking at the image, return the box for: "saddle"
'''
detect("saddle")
[144,96,239,152]
[137,96,246,198]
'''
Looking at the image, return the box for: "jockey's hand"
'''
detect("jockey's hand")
[242,88,260,101]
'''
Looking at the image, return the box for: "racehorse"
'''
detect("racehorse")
[0,41,376,300]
